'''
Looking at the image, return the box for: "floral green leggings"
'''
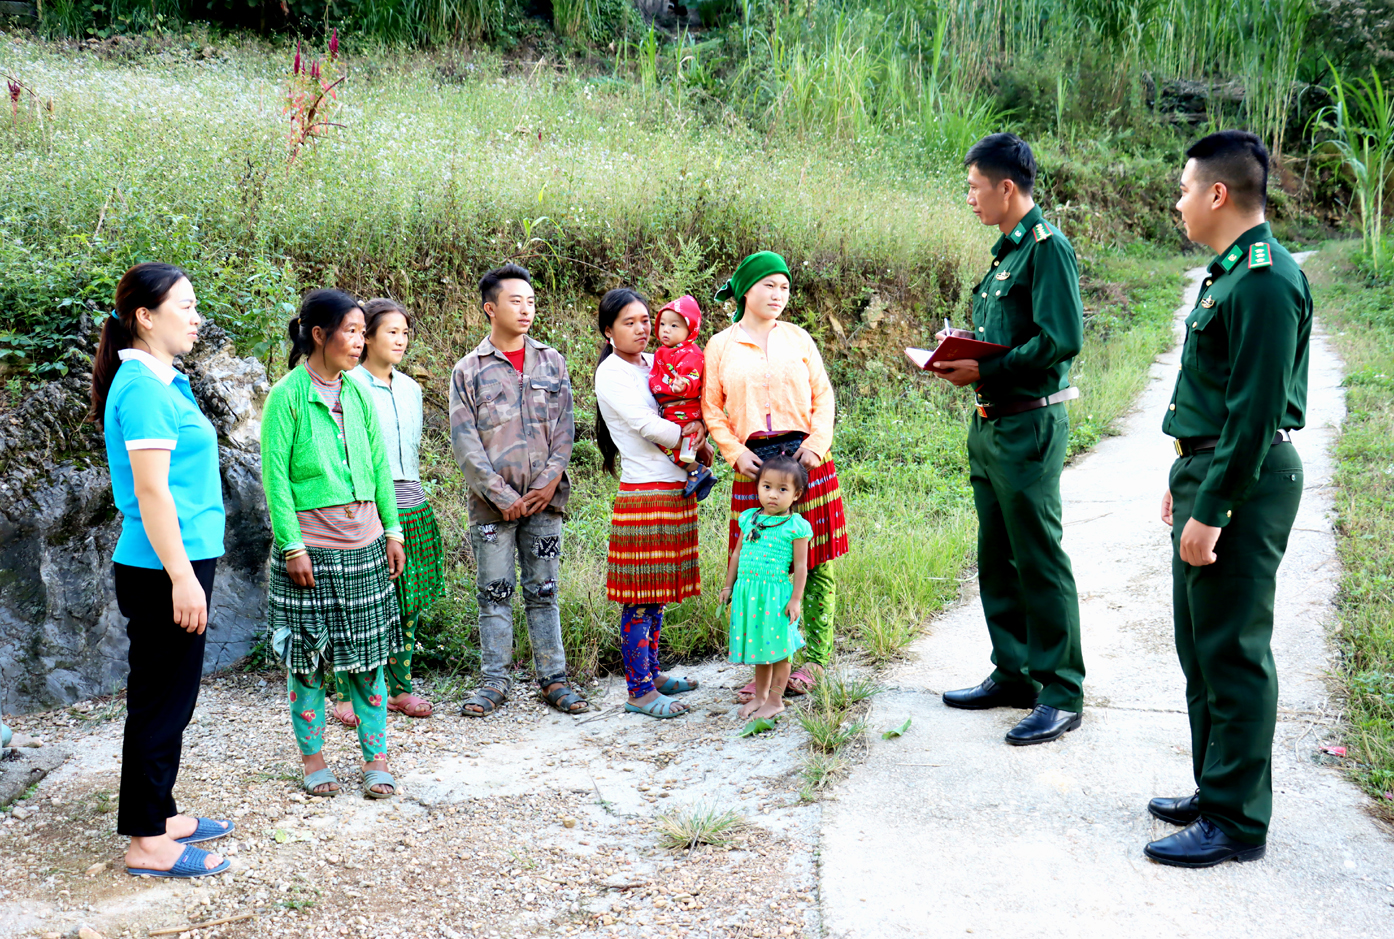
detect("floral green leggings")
[289,666,388,763]
[333,611,419,703]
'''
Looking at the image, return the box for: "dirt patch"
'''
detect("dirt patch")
[0,660,822,939]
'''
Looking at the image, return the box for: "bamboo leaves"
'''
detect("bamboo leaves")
[1315,63,1394,272]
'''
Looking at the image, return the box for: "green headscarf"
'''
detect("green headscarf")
[714,251,792,323]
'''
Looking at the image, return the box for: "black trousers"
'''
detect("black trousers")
[115,558,217,837]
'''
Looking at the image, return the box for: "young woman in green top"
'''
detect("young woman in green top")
[260,288,406,799]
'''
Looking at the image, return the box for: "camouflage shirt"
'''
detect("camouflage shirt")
[449,334,574,524]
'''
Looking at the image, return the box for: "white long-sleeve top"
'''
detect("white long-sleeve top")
[594,351,688,485]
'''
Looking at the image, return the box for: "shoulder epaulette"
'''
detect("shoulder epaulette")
[1032,222,1053,243]
[1248,242,1272,269]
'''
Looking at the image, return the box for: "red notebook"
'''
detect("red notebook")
[906,335,1010,370]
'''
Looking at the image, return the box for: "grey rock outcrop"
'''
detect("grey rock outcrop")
[0,319,272,714]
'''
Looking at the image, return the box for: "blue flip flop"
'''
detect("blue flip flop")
[127,844,230,879]
[656,676,700,695]
[624,694,690,719]
[174,817,235,845]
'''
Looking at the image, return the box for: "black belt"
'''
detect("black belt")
[1173,430,1291,457]
[976,386,1080,420]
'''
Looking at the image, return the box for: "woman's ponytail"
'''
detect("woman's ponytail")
[286,315,309,368]
[595,337,619,478]
[593,287,649,479]
[88,262,188,429]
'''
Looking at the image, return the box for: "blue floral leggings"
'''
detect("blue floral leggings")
[621,604,665,697]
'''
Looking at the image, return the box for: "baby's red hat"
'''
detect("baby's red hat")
[658,295,702,336]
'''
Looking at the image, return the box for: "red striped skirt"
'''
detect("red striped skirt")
[728,453,849,567]
[606,482,701,605]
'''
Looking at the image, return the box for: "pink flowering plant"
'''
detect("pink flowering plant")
[284,30,345,164]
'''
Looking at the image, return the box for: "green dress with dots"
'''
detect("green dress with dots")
[728,508,813,665]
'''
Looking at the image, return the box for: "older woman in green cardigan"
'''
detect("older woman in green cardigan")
[261,288,406,800]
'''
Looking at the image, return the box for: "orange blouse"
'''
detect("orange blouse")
[701,321,836,467]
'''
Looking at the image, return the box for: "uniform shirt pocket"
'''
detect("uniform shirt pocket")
[1181,304,1220,371]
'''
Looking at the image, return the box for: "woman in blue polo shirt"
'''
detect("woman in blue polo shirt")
[89,262,230,879]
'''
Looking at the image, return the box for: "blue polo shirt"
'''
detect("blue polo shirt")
[103,349,226,568]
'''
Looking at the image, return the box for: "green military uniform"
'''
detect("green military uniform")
[1164,222,1311,844]
[968,205,1086,712]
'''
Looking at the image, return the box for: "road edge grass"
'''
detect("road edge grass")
[1306,240,1394,822]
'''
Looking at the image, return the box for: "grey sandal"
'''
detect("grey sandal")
[363,769,396,799]
[461,686,506,717]
[303,767,341,797]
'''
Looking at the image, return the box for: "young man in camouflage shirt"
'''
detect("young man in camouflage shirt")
[450,264,588,717]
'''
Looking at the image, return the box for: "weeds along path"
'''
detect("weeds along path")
[819,258,1394,938]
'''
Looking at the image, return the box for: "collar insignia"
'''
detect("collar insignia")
[1032,222,1052,242]
[1008,223,1026,244]
[1219,245,1244,272]
[995,271,1011,280]
[1200,296,1216,308]
[1248,242,1272,268]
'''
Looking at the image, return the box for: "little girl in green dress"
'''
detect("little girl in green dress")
[719,455,812,720]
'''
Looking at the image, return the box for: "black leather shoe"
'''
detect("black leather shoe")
[1004,705,1081,745]
[1148,791,1200,826]
[942,677,1037,711]
[1143,817,1266,868]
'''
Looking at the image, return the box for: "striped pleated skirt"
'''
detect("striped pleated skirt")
[606,481,701,605]
[728,453,849,568]
[395,500,445,620]
[268,536,404,676]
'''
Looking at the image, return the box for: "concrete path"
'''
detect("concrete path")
[820,261,1394,938]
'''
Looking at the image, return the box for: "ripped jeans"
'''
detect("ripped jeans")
[471,510,568,690]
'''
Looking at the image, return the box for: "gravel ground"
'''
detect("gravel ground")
[0,661,822,939]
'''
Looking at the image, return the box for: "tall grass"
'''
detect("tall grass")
[1315,66,1394,273]
[1307,241,1394,820]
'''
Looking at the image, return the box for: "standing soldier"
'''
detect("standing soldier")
[1146,131,1310,867]
[932,133,1086,745]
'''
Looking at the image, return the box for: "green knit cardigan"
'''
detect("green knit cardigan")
[259,364,402,554]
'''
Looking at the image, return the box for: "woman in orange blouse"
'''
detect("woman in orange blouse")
[703,251,848,700]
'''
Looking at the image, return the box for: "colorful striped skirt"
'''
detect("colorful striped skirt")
[395,500,444,620]
[606,481,701,605]
[728,453,849,568]
[268,536,404,676]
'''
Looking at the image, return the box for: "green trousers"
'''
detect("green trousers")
[801,562,836,668]
[1169,442,1303,844]
[336,611,419,701]
[967,404,1084,712]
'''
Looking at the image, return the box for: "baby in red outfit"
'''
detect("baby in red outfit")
[649,295,716,500]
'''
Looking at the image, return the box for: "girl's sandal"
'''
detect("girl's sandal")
[784,667,820,697]
[387,694,433,718]
[625,694,690,719]
[303,768,341,797]
[363,769,396,800]
[656,676,700,695]
[735,680,758,704]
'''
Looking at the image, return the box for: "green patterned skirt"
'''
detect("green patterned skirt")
[396,501,445,620]
[269,536,404,676]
